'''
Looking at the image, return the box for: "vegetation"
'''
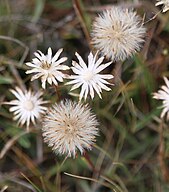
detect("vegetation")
[0,0,169,191]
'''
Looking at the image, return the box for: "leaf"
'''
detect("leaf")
[0,75,13,84]
[32,0,45,23]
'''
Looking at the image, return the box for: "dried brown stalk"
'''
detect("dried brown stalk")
[73,0,91,48]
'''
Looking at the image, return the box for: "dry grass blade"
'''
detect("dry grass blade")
[0,35,29,65]
[20,172,42,192]
[64,172,119,191]
[0,186,8,192]
[73,0,91,47]
[13,146,42,177]
[8,64,26,90]
[9,178,37,192]
[0,130,28,159]
[100,175,127,192]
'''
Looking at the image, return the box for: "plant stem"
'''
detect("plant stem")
[83,152,99,174]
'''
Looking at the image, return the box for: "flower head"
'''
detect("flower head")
[26,47,69,89]
[91,7,146,61]
[156,0,169,12]
[153,77,169,120]
[7,87,48,128]
[66,52,113,100]
[42,100,99,158]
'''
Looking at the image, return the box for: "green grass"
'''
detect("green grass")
[0,0,169,191]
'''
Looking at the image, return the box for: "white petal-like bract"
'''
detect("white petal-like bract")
[153,77,169,120]
[156,0,169,12]
[67,52,114,100]
[7,87,48,129]
[26,47,69,89]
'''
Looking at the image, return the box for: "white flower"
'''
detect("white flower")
[66,52,113,100]
[26,47,69,89]
[153,77,169,120]
[7,87,48,128]
[156,0,169,12]
[91,7,146,61]
[42,100,99,158]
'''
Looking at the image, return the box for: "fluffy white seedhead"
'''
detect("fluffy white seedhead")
[26,47,69,89]
[42,100,99,158]
[66,52,114,100]
[91,6,146,61]
[156,0,169,12]
[153,77,169,120]
[7,87,48,129]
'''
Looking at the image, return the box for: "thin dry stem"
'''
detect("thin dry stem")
[64,172,113,190]
[0,131,28,159]
[0,35,29,65]
[9,64,26,90]
[83,152,98,173]
[55,85,61,101]
[73,0,91,48]
[0,186,8,192]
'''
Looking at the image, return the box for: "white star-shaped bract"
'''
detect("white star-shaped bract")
[26,47,69,89]
[156,0,169,12]
[7,87,48,129]
[66,52,114,100]
[153,77,169,120]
